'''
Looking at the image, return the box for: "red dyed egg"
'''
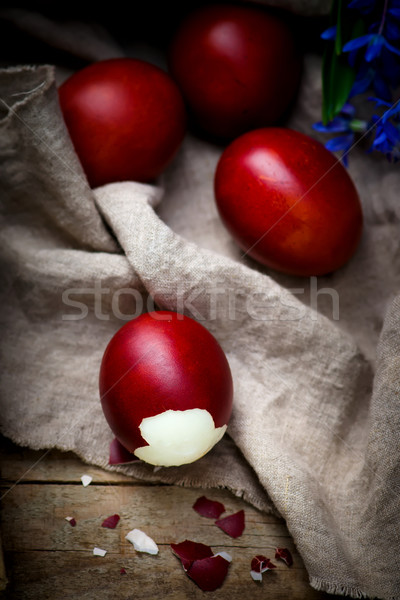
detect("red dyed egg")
[59,58,186,187]
[99,311,233,466]
[214,128,363,276]
[168,4,301,139]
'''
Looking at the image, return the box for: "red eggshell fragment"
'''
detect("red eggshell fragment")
[215,510,245,538]
[108,438,139,465]
[186,555,230,591]
[171,540,214,571]
[275,547,293,567]
[101,514,120,529]
[251,555,276,572]
[251,555,267,573]
[193,496,225,519]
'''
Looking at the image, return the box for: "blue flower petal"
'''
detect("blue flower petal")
[365,35,385,62]
[370,120,400,155]
[389,8,400,18]
[348,48,359,67]
[325,134,354,152]
[373,130,387,146]
[312,121,330,132]
[382,120,400,144]
[313,117,351,133]
[343,34,374,52]
[383,101,400,122]
[321,25,337,40]
[384,39,400,56]
[372,133,390,152]
[350,69,375,96]
[341,103,356,117]
[368,97,391,108]
[371,126,391,151]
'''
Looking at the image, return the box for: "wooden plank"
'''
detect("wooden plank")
[0,482,344,600]
[0,437,350,599]
[0,436,133,484]
[3,551,331,600]
[1,484,291,553]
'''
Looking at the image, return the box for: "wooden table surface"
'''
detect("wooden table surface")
[0,435,350,600]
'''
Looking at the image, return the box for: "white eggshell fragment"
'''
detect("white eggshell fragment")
[214,551,232,562]
[81,474,92,487]
[125,528,159,555]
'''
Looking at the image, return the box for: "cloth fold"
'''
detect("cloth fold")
[0,61,399,600]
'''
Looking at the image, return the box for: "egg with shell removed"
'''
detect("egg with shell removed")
[99,311,233,467]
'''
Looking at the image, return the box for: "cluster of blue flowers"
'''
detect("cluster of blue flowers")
[314,0,400,164]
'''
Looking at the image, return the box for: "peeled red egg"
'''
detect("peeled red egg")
[99,311,233,467]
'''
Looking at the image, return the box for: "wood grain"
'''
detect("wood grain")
[0,438,133,484]
[0,437,348,600]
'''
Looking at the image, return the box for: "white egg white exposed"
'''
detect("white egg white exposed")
[134,408,227,467]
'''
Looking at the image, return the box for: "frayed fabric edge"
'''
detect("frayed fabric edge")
[310,576,397,600]
[310,577,367,598]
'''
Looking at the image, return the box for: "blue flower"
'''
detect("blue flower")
[326,135,355,166]
[366,34,386,60]
[384,101,400,120]
[313,104,367,166]
[315,0,400,164]
[349,65,375,96]
[342,33,376,52]
[313,117,353,134]
[321,25,337,40]
[368,98,400,160]
[314,104,354,131]
[343,33,400,61]
[369,97,400,121]
[370,119,400,159]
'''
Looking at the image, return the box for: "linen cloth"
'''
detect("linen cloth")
[0,12,399,600]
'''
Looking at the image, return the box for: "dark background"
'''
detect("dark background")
[0,1,327,72]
